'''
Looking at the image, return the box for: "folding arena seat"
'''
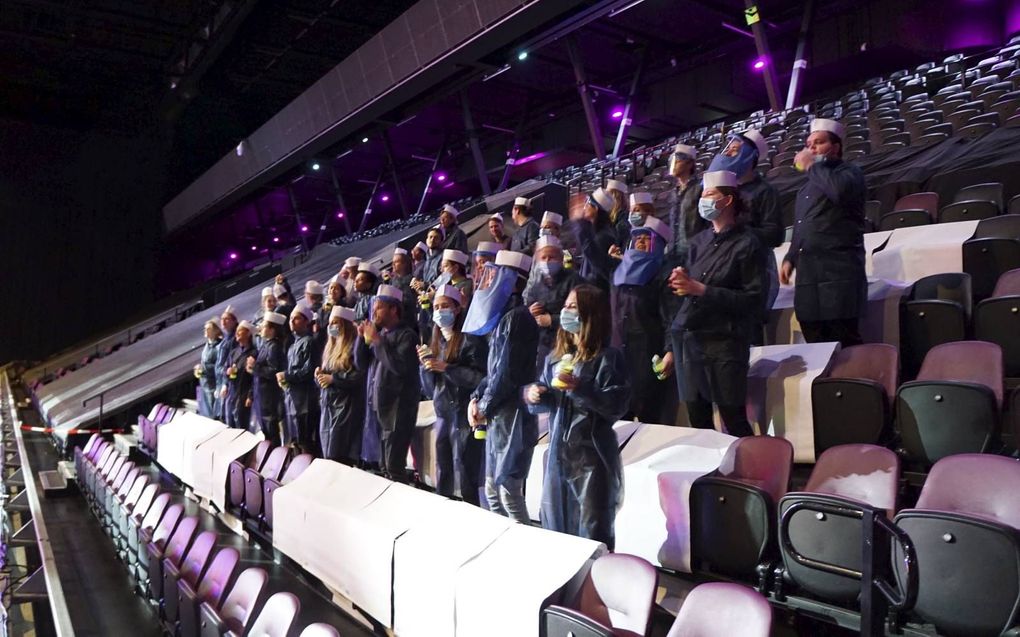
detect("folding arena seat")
[226,440,272,512]
[863,200,882,230]
[541,554,658,637]
[84,443,115,498]
[963,218,1020,300]
[896,341,1003,467]
[261,453,313,531]
[298,624,340,637]
[197,567,269,637]
[812,344,898,454]
[113,479,154,552]
[900,272,972,378]
[92,454,127,514]
[690,436,793,586]
[123,489,168,561]
[134,501,183,583]
[881,192,939,229]
[777,445,900,602]
[178,547,240,637]
[146,515,200,600]
[665,582,772,637]
[237,592,300,637]
[894,454,1020,635]
[73,433,101,478]
[975,269,1020,379]
[162,530,217,625]
[242,446,289,520]
[102,465,140,532]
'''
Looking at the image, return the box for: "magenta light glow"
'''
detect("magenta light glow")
[337,212,345,219]
[753,58,766,70]
[381,194,390,202]
[436,173,447,182]
[611,109,624,119]
[272,236,280,243]
[229,252,238,260]
[250,245,257,251]
[300,225,309,232]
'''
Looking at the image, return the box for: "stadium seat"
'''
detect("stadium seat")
[953,181,1004,213]
[243,446,289,521]
[236,591,300,637]
[900,272,972,379]
[178,546,239,637]
[778,445,900,602]
[690,436,793,585]
[894,454,1020,635]
[812,344,898,454]
[146,514,200,600]
[963,235,1020,301]
[103,466,141,533]
[262,453,313,531]
[162,530,217,624]
[893,192,939,221]
[975,269,1020,378]
[133,500,182,582]
[114,480,156,552]
[880,209,931,230]
[665,582,772,637]
[541,606,615,637]
[227,440,272,512]
[196,567,268,637]
[896,341,1003,467]
[565,553,658,635]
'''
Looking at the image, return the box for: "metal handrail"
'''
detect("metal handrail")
[80,340,205,426]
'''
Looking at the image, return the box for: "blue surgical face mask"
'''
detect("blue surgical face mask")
[629,212,644,227]
[433,308,457,329]
[698,197,722,221]
[327,325,340,338]
[560,308,581,334]
[539,227,554,237]
[537,261,562,277]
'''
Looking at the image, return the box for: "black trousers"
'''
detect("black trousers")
[800,318,862,348]
[686,399,754,437]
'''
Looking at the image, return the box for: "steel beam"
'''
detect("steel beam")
[744,0,783,112]
[785,0,814,110]
[460,91,492,195]
[498,102,531,192]
[416,137,448,216]
[565,36,606,160]
[286,186,310,253]
[357,172,385,233]
[328,166,354,235]
[612,46,647,159]
[381,130,410,219]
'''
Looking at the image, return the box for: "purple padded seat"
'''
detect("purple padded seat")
[666,582,772,637]
[805,444,900,515]
[105,466,141,526]
[129,492,171,559]
[716,435,793,504]
[916,341,1004,408]
[198,567,268,637]
[147,514,200,599]
[243,447,289,519]
[573,553,658,635]
[893,192,939,218]
[826,344,898,402]
[262,453,314,530]
[115,479,153,550]
[137,506,187,590]
[993,268,1020,297]
[163,530,217,623]
[178,547,240,637]
[913,454,1020,528]
[298,624,340,637]
[233,592,300,637]
[74,433,101,477]
[228,440,272,509]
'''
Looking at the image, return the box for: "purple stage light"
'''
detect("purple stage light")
[272,236,280,243]
[300,225,309,232]
[611,109,624,119]
[436,173,447,182]
[229,252,238,260]
[337,212,345,219]
[752,57,766,71]
[250,245,257,251]
[381,194,390,202]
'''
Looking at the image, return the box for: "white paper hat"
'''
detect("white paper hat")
[329,305,355,322]
[590,187,614,213]
[810,117,845,140]
[357,261,380,277]
[495,250,533,272]
[630,192,654,206]
[476,241,502,255]
[606,179,629,194]
[260,286,274,298]
[514,197,530,207]
[541,211,563,226]
[237,320,255,332]
[442,204,459,217]
[740,128,769,160]
[222,305,237,318]
[489,212,504,223]
[434,284,464,306]
[344,257,362,268]
[273,283,286,297]
[291,302,314,321]
[264,312,287,326]
[376,284,403,303]
[674,143,697,158]
[413,241,428,253]
[328,274,338,285]
[535,236,563,252]
[442,249,469,265]
[305,280,324,295]
[642,216,673,242]
[703,170,739,190]
[393,247,408,256]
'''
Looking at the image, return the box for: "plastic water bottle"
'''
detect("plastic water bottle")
[551,354,575,390]
[473,423,487,440]
[652,355,667,381]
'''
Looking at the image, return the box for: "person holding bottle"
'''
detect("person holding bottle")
[224,320,257,430]
[525,283,630,548]
[249,311,287,442]
[315,305,364,463]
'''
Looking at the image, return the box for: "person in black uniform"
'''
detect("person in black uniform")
[354,284,421,482]
[439,204,469,253]
[509,197,540,255]
[488,213,512,249]
[214,305,239,420]
[605,178,631,249]
[224,320,257,430]
[196,319,223,418]
[353,262,381,322]
[571,187,618,291]
[248,311,287,442]
[667,143,709,263]
[280,304,317,452]
[315,306,364,464]
[524,236,581,376]
[668,170,767,438]
[411,241,428,280]
[781,118,867,347]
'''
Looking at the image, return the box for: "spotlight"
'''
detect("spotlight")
[436,173,447,182]
[381,194,390,202]
[517,51,528,61]
[612,109,624,119]
[311,162,320,171]
[362,137,370,143]
[337,212,345,219]
[753,57,767,71]
[229,252,238,260]
[272,236,280,243]
[250,245,257,251]
[300,225,309,232]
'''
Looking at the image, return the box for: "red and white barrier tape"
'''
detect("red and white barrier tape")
[19,425,123,434]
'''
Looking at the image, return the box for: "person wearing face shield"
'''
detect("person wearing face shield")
[524,236,581,377]
[666,143,709,263]
[354,285,421,482]
[419,285,488,506]
[279,304,317,452]
[439,204,469,253]
[315,306,364,464]
[524,284,630,548]
[248,312,288,442]
[224,320,257,430]
[539,211,563,239]
[571,187,619,291]
[472,241,502,282]
[510,197,540,255]
[604,178,630,249]
[667,170,767,438]
[610,217,674,422]
[781,118,867,347]
[465,250,540,523]
[214,305,239,421]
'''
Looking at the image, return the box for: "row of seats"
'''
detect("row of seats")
[880,185,1016,230]
[690,440,1020,636]
[227,441,312,534]
[74,434,340,637]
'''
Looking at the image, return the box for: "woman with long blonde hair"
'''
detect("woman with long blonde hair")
[314,306,364,463]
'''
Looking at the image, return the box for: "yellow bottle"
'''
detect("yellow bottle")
[551,354,575,390]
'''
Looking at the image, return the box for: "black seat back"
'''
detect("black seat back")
[541,606,615,637]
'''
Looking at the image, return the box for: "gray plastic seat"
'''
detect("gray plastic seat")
[198,567,268,637]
